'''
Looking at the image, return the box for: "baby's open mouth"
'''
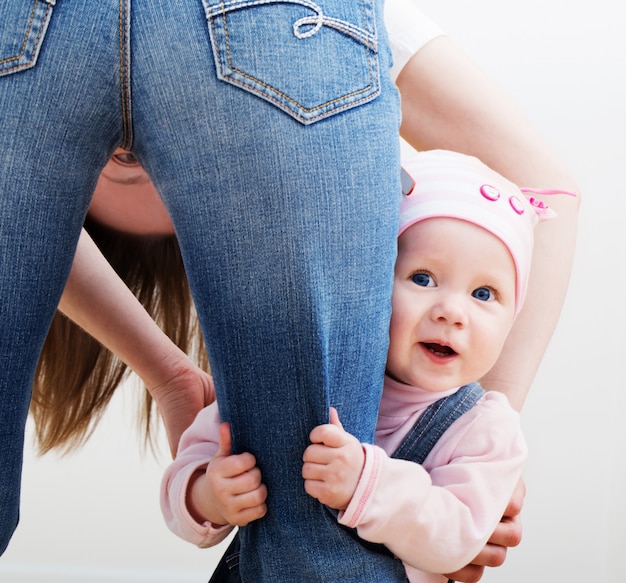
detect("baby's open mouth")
[421,342,457,357]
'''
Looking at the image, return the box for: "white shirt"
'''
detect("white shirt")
[385,0,444,80]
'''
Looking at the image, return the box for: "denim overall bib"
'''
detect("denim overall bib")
[209,382,486,583]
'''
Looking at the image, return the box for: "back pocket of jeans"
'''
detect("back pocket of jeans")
[202,0,381,125]
[0,0,56,77]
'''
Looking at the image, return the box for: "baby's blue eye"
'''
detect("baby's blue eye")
[411,273,434,287]
[472,287,494,302]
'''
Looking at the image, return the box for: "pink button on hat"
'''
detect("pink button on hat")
[399,149,557,316]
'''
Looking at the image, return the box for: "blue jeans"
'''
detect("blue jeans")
[0,2,403,580]
[209,383,486,582]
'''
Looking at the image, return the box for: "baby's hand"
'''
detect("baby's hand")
[302,408,365,510]
[201,422,267,527]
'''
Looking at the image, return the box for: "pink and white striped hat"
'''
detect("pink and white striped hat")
[399,149,557,315]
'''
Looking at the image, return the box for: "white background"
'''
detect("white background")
[2,0,625,581]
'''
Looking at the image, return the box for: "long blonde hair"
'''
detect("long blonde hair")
[30,217,208,454]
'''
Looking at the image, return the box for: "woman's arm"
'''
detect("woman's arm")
[397,36,580,410]
[59,229,213,455]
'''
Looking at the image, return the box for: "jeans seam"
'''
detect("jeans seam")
[118,0,132,149]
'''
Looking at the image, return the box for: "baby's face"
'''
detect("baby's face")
[88,149,175,235]
[386,217,517,391]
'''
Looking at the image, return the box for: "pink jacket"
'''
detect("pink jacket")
[338,377,527,582]
[161,402,233,548]
[161,377,526,582]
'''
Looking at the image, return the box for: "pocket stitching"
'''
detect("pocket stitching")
[208,0,379,122]
[219,71,379,123]
[0,1,51,73]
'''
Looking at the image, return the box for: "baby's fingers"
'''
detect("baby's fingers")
[308,423,348,448]
[328,407,343,428]
[225,483,268,526]
[212,451,258,481]
[302,442,338,468]
[216,422,232,458]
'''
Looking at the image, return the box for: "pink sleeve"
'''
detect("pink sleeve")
[160,403,234,548]
[340,393,527,575]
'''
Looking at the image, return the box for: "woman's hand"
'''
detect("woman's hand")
[147,354,215,457]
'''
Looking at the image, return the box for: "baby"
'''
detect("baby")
[162,149,570,582]
[302,148,550,581]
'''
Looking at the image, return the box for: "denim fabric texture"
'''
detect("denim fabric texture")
[0,1,403,580]
[209,383,485,582]
[392,382,485,463]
